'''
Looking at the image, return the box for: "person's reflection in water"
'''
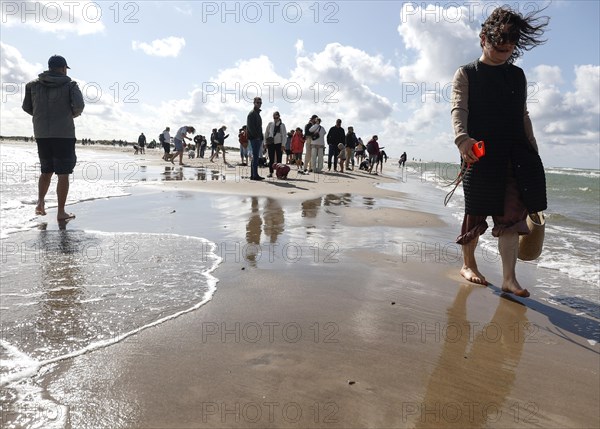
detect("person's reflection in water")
[323,193,352,207]
[301,197,321,238]
[414,285,527,429]
[36,229,87,356]
[245,197,262,267]
[263,198,284,244]
[162,166,184,181]
[301,197,321,218]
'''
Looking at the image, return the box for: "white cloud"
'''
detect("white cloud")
[0,1,105,35]
[131,37,186,58]
[295,39,304,56]
[139,43,398,143]
[398,3,480,85]
[1,42,41,83]
[528,64,599,147]
[0,43,42,136]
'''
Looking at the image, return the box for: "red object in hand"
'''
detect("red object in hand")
[472,140,485,159]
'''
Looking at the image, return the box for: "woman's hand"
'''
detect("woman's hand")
[459,138,480,164]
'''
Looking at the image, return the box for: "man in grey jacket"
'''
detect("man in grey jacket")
[22,55,85,221]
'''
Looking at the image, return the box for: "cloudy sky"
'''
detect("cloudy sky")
[1,0,598,168]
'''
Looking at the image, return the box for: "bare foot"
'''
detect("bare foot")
[460,266,488,285]
[57,212,76,221]
[501,278,530,297]
[35,205,46,216]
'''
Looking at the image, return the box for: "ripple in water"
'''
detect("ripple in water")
[0,230,220,428]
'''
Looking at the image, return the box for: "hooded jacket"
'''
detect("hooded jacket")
[22,71,85,138]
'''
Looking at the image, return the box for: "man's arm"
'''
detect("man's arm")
[22,82,33,116]
[70,81,85,118]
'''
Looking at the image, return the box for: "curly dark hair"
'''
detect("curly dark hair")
[480,7,550,64]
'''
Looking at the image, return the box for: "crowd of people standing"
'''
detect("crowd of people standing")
[152,103,393,178]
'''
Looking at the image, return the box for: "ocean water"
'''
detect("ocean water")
[384,162,600,313]
[0,142,222,428]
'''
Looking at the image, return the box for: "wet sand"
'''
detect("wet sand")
[3,146,599,428]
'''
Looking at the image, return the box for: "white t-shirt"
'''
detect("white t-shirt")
[175,126,188,141]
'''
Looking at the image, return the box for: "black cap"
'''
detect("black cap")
[310,114,318,120]
[48,55,70,69]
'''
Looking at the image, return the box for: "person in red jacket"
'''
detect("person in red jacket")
[291,127,305,172]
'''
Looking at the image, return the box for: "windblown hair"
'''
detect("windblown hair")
[480,7,550,64]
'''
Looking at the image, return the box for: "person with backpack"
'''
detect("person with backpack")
[160,127,171,161]
[137,132,146,154]
[238,125,249,165]
[264,111,286,178]
[366,135,380,174]
[309,117,326,173]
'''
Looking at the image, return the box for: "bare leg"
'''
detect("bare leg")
[56,174,75,220]
[460,235,488,285]
[36,172,53,215]
[499,232,530,297]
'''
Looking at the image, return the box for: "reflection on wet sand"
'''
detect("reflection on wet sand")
[37,230,87,349]
[1,229,87,429]
[159,166,225,182]
[414,286,527,429]
[263,198,284,244]
[323,193,353,207]
[301,197,321,218]
[245,197,262,266]
[162,166,183,181]
[244,197,286,266]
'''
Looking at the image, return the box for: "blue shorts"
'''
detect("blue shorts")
[174,138,184,152]
[36,138,77,174]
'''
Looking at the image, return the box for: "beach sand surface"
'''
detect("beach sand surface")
[2,144,599,428]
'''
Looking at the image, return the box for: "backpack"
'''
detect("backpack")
[367,140,376,155]
[159,133,165,143]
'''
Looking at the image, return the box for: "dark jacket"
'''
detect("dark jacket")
[462,60,546,215]
[22,71,84,138]
[304,122,313,140]
[246,109,263,140]
[345,132,358,148]
[327,126,345,146]
[217,128,228,145]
